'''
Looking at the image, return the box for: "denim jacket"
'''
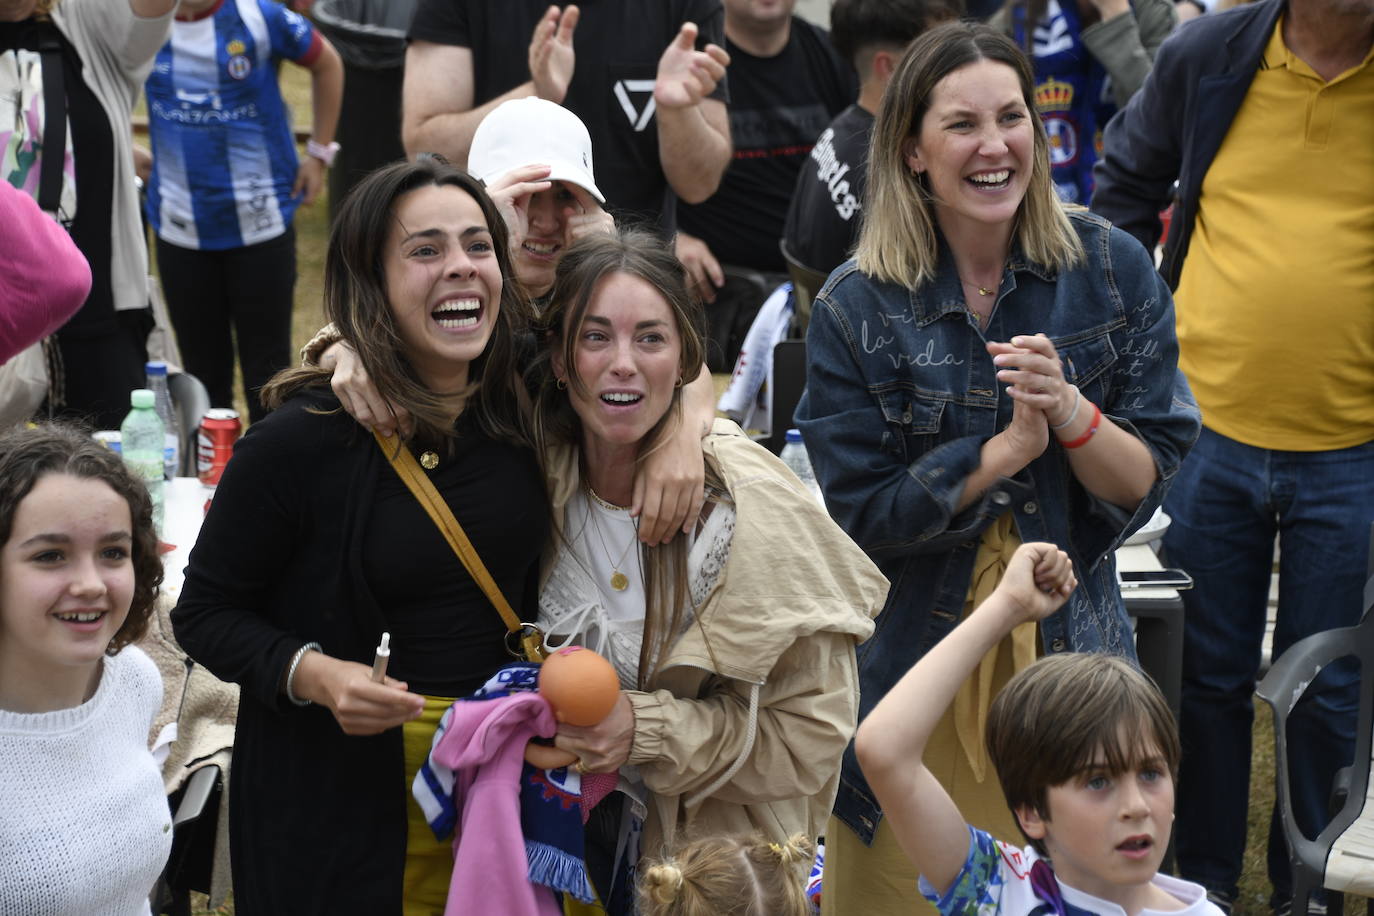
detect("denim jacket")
[795,210,1200,843]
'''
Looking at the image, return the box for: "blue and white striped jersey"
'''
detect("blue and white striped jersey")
[145,0,320,250]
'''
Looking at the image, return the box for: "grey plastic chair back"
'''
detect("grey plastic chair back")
[167,372,211,477]
[1257,525,1374,914]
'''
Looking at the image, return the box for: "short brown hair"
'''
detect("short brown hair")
[637,832,814,916]
[986,652,1180,852]
[0,423,162,654]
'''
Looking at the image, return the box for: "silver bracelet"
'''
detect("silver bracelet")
[285,642,322,707]
[1049,385,1082,430]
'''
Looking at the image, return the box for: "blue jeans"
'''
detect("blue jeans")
[1165,427,1373,905]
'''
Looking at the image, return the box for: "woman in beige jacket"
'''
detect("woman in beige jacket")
[527,229,886,912]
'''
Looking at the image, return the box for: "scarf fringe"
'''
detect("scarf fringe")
[526,840,598,904]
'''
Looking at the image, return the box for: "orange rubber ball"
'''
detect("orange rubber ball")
[538,646,620,727]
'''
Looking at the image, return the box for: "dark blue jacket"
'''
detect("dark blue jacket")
[796,211,1200,842]
[1091,0,1284,288]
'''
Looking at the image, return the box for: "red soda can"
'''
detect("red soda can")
[197,408,242,487]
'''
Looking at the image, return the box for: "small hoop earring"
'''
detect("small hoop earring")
[674,376,684,388]
[556,378,567,390]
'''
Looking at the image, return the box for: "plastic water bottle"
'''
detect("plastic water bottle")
[779,428,824,505]
[121,389,165,534]
[145,361,180,480]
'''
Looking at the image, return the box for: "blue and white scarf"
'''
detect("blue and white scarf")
[1013,0,1121,203]
[413,662,602,904]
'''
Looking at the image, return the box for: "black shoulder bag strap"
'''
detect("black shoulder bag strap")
[36,35,66,216]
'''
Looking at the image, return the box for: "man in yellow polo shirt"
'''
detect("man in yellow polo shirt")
[1092,0,1373,912]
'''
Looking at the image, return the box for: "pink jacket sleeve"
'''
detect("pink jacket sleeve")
[0,183,92,363]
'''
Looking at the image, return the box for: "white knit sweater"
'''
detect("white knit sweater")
[0,646,172,916]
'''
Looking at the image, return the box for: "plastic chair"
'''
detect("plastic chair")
[1256,524,1374,916]
[780,238,827,337]
[765,339,807,455]
[167,371,210,477]
[150,764,222,916]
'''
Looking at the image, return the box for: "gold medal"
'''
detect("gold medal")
[586,490,637,594]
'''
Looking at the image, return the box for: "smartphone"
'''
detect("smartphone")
[1118,569,1194,590]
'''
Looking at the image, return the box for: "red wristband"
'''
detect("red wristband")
[1058,402,1101,449]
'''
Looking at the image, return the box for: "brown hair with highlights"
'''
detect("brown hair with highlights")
[263,157,532,447]
[527,229,714,686]
[986,652,1181,854]
[0,423,162,654]
[855,20,1083,288]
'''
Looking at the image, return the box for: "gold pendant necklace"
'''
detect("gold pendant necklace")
[960,277,997,297]
[586,491,637,592]
[419,450,440,470]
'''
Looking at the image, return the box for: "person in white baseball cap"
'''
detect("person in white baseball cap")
[469,97,616,300]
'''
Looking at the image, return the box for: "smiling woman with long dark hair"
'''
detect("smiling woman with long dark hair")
[794,21,1200,915]
[171,158,546,914]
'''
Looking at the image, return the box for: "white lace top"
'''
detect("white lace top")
[539,491,736,690]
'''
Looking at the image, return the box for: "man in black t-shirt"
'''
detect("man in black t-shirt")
[782,0,953,277]
[674,0,854,370]
[403,1,731,232]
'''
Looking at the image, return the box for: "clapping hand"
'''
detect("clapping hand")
[654,22,730,110]
[529,4,578,104]
[989,334,1078,428]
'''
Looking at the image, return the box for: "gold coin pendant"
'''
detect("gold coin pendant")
[610,571,630,591]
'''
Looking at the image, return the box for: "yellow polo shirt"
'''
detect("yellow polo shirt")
[1173,18,1374,451]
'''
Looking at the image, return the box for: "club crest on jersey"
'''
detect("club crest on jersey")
[226,39,251,80]
[1044,114,1078,167]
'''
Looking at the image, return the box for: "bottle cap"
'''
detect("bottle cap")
[785,428,803,443]
[131,389,155,408]
[145,361,169,377]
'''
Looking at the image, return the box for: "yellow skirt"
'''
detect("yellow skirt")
[401,696,608,916]
[402,696,459,916]
[821,515,1037,915]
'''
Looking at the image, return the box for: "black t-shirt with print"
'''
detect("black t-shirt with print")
[782,103,873,276]
[0,18,115,336]
[409,0,728,233]
[677,17,854,272]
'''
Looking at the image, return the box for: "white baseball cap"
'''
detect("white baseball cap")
[468,97,605,204]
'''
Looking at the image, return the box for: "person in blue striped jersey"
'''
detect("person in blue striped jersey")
[144,0,342,421]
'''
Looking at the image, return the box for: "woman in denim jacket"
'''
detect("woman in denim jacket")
[794,22,1199,915]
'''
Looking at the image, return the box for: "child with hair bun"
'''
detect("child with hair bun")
[637,832,815,916]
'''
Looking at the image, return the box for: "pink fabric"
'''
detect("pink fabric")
[0,183,91,362]
[580,772,618,824]
[430,693,563,916]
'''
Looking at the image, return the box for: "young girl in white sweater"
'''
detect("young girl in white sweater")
[0,424,171,916]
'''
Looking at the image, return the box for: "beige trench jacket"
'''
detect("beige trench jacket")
[541,419,888,857]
